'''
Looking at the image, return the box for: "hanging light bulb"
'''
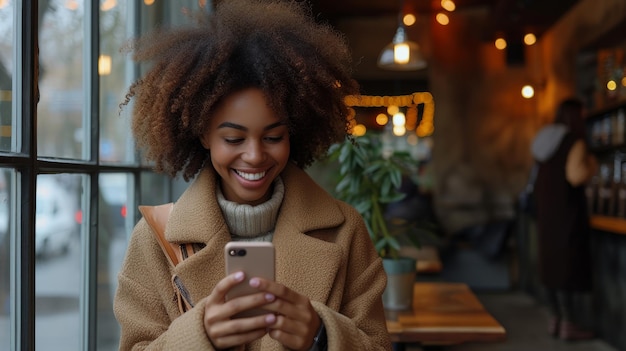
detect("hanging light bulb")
[378,25,427,71]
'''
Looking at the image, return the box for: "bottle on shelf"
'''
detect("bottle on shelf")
[609,153,623,216]
[617,108,625,145]
[617,162,626,218]
[597,162,613,216]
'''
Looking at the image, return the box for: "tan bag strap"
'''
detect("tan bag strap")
[138,203,180,266]
[138,203,197,313]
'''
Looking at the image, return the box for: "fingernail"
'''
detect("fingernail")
[265,314,276,323]
[265,293,275,302]
[249,278,260,287]
[234,272,244,281]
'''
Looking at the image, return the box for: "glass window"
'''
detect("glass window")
[0,168,13,351]
[35,173,84,350]
[97,172,131,349]
[37,1,86,159]
[140,171,171,206]
[100,1,134,165]
[0,1,210,349]
[0,0,14,152]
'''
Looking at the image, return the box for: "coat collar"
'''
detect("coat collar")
[165,163,344,244]
[166,163,346,305]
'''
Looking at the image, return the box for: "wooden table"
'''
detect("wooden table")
[399,245,443,274]
[386,282,506,350]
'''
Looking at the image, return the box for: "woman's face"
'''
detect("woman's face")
[201,88,290,206]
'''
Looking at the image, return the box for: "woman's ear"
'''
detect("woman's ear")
[199,135,210,150]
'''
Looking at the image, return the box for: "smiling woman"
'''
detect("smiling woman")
[113,1,391,350]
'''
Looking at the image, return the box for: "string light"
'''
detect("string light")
[441,0,456,12]
[521,85,534,99]
[524,33,537,45]
[495,37,507,50]
[607,80,617,91]
[403,14,416,26]
[344,92,436,137]
[436,13,449,25]
[376,113,389,126]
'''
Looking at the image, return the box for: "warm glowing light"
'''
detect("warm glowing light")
[0,0,8,9]
[403,14,416,26]
[394,43,410,64]
[352,124,367,136]
[198,0,207,8]
[495,38,507,50]
[441,0,456,12]
[436,13,449,25]
[392,112,406,127]
[387,105,399,115]
[393,125,406,136]
[344,92,435,137]
[607,80,617,91]
[524,33,536,45]
[376,113,389,126]
[98,55,112,76]
[144,0,155,5]
[101,0,117,11]
[65,0,79,10]
[521,85,534,99]
[622,77,626,87]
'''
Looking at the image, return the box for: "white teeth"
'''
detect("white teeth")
[235,170,266,181]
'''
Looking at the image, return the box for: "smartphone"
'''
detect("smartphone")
[224,241,275,318]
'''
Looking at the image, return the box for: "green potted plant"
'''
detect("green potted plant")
[327,132,429,310]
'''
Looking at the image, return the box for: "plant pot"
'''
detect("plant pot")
[382,256,416,310]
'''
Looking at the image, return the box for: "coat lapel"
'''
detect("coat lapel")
[272,164,346,303]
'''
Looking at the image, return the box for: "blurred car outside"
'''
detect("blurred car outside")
[99,173,128,237]
[35,177,80,258]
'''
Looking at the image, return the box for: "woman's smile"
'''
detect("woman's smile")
[233,169,267,181]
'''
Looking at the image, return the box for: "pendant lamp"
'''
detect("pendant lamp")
[377,21,426,71]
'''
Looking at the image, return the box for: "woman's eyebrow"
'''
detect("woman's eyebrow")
[217,122,246,131]
[264,121,286,131]
[217,121,286,131]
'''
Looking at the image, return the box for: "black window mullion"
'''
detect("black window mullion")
[15,0,38,350]
[82,1,99,350]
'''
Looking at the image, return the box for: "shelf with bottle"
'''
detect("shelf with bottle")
[586,151,626,235]
[586,104,626,153]
[589,215,626,235]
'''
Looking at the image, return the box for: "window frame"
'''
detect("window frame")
[1,2,176,350]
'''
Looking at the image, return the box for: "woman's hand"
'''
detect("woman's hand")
[203,271,278,349]
[249,277,322,351]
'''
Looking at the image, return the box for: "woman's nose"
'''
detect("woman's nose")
[242,141,265,163]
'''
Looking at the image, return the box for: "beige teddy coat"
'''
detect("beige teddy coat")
[114,163,392,350]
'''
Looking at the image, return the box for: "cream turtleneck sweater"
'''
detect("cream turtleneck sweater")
[216,177,284,242]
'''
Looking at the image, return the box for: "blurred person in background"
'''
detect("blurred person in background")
[531,97,598,341]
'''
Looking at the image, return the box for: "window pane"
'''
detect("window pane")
[35,174,83,350]
[37,1,85,159]
[100,2,134,164]
[0,168,13,351]
[0,1,14,152]
[98,173,131,349]
[140,172,170,206]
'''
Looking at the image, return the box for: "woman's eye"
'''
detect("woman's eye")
[265,136,284,143]
[224,138,243,144]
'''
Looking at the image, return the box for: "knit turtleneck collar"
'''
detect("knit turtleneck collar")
[216,177,284,241]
